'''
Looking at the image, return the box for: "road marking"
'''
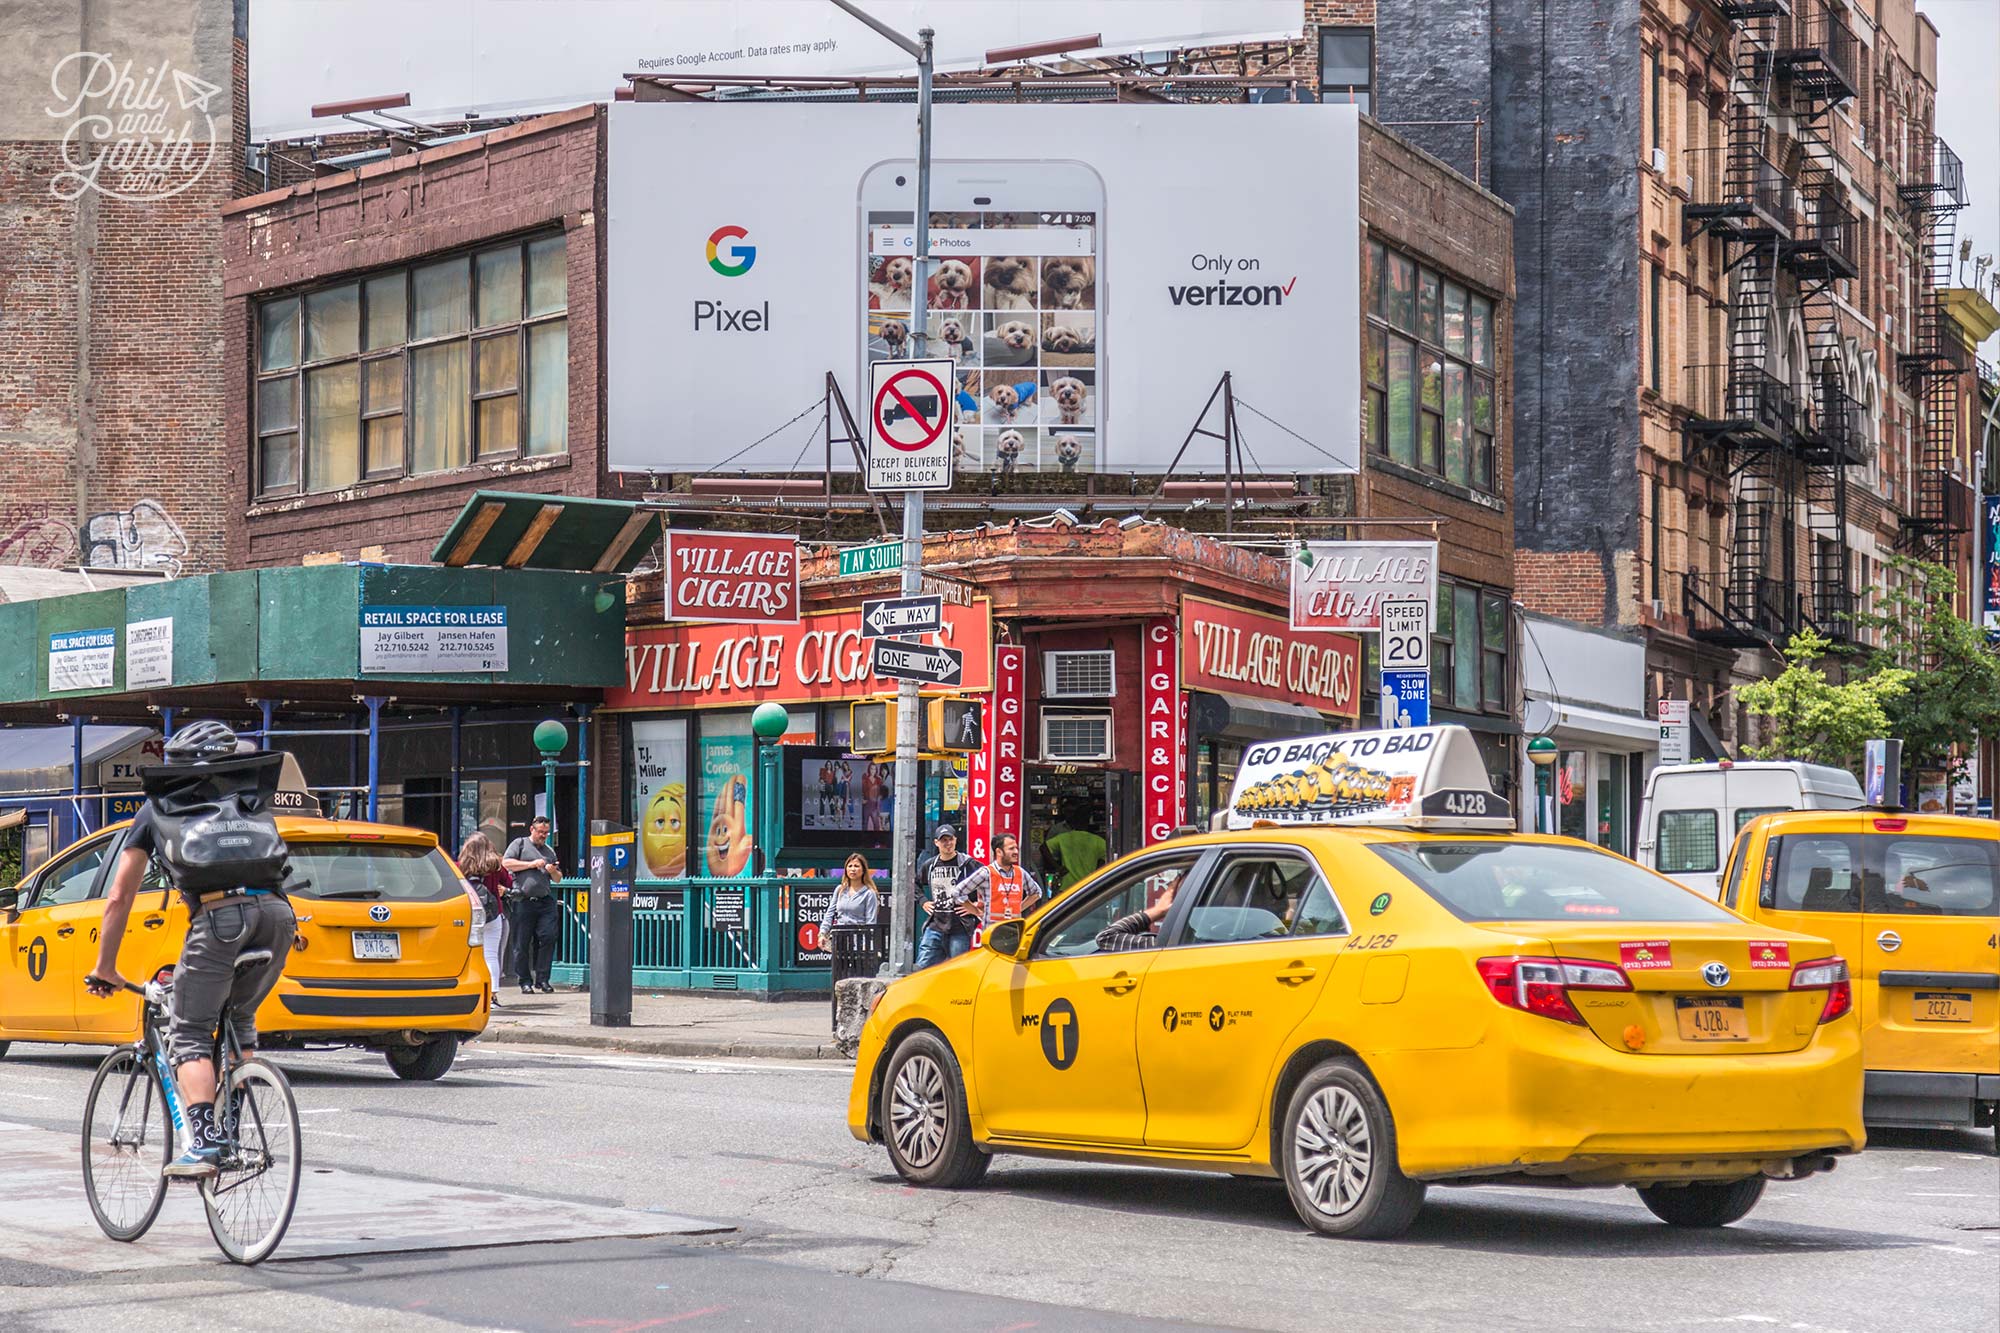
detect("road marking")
[465,1048,840,1076]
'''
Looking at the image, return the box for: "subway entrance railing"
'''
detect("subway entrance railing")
[547,875,854,996]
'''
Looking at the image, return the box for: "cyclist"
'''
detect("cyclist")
[84,721,296,1180]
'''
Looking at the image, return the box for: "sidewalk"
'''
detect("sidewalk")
[478,986,848,1061]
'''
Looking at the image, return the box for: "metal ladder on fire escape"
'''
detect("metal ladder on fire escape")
[1899,136,1967,563]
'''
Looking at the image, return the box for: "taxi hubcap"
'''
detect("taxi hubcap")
[1295,1087,1372,1216]
[890,1053,949,1169]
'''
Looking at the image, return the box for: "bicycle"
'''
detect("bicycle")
[80,951,303,1265]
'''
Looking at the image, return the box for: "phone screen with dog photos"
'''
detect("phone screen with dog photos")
[862,162,1103,477]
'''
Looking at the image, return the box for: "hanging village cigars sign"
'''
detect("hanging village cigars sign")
[1288,540,1437,632]
[1181,597,1361,718]
[663,531,800,625]
[609,601,991,710]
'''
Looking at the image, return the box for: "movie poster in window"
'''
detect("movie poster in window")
[632,718,689,879]
[700,715,756,879]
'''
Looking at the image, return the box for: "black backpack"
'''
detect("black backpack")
[137,752,292,895]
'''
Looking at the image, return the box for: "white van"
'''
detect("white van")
[1637,760,1865,896]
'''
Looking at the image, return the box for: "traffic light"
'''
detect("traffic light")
[925,697,984,752]
[850,698,895,756]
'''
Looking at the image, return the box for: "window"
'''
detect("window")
[1763,835,1860,912]
[1453,583,1479,708]
[1178,854,1345,945]
[1648,265,1662,392]
[1365,242,1500,496]
[1722,828,1755,908]
[1034,854,1202,958]
[1480,591,1508,709]
[1873,837,2000,917]
[1649,53,1663,155]
[1369,841,1735,923]
[254,233,569,497]
[1657,809,1720,875]
[30,839,109,909]
[1649,475,1662,602]
[1318,27,1373,113]
[281,843,468,903]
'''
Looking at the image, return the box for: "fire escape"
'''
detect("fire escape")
[1897,134,1970,563]
[1684,0,1859,648]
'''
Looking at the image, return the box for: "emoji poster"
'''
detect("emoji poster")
[701,718,757,879]
[632,718,689,879]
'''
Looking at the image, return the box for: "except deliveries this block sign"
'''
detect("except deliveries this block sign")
[867,359,956,492]
[1290,541,1437,632]
[965,644,1026,862]
[359,606,509,673]
[1141,618,1184,845]
[664,531,799,625]
[1657,699,1690,765]
[48,628,116,693]
[1180,597,1361,719]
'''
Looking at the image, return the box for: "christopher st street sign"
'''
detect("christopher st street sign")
[870,637,964,686]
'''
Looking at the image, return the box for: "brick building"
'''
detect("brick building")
[0,0,242,578]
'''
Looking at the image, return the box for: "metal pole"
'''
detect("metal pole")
[886,25,934,977]
[575,704,592,854]
[71,714,86,837]
[364,697,384,822]
[257,699,275,747]
[449,705,464,844]
[543,757,559,851]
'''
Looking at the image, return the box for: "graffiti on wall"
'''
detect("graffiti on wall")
[0,499,189,576]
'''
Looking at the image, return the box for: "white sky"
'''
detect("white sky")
[1918,0,1999,351]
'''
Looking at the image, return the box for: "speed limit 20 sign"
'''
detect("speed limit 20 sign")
[1380,598,1430,670]
[866,358,956,493]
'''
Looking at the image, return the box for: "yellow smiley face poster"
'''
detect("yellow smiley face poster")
[631,719,690,879]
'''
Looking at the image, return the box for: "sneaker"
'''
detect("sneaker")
[520,985,534,996]
[538,983,556,994]
[163,1144,222,1180]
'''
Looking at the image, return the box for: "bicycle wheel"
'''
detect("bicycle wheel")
[201,1059,301,1265]
[81,1047,171,1242]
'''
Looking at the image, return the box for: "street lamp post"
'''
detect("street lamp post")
[751,702,791,872]
[1527,736,1558,835]
[829,0,933,976]
[534,717,570,851]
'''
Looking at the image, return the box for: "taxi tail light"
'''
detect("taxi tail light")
[151,965,176,985]
[1789,956,1852,1023]
[1476,956,1631,1026]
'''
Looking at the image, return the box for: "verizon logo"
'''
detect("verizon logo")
[1168,276,1298,307]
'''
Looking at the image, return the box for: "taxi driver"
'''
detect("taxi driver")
[1094,869,1185,952]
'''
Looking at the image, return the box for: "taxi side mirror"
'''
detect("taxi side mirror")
[0,885,18,914]
[984,918,1027,959]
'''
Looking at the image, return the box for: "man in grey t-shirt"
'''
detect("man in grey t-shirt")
[502,816,563,994]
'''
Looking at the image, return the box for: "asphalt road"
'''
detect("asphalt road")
[0,1038,1995,1332]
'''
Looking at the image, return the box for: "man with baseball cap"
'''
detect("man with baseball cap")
[914,824,981,969]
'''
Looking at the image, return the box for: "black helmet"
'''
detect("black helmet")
[165,720,241,765]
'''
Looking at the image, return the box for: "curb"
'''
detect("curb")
[478,1023,849,1062]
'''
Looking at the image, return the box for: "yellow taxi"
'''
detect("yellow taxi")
[0,805,491,1081]
[1721,808,2000,1148]
[848,726,1864,1238]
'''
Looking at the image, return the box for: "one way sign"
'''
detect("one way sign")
[861,595,945,639]
[871,637,963,686]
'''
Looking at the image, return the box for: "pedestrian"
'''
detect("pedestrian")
[501,815,563,995]
[959,831,1044,924]
[914,824,981,969]
[1044,805,1109,893]
[819,852,881,935]
[456,832,512,1005]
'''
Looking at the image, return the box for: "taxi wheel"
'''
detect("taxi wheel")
[880,1031,989,1189]
[385,1037,459,1082]
[1636,1177,1766,1228]
[1281,1058,1425,1239]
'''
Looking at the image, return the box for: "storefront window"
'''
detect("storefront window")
[1453,584,1479,709]
[1557,750,1588,840]
[631,718,690,880]
[1195,740,1246,829]
[1597,752,1630,854]
[697,713,756,880]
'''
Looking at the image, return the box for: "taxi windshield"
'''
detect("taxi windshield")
[282,842,463,903]
[1369,841,1734,923]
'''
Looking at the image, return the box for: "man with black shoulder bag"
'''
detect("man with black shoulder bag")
[85,721,296,1181]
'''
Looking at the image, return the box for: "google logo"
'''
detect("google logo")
[707,225,756,277]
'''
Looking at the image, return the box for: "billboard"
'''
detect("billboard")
[250,1,1304,140]
[607,102,1360,476]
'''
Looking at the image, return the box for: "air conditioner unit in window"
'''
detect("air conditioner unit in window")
[1650,147,1668,173]
[1043,649,1115,699]
[1041,711,1113,763]
[1649,599,1665,618]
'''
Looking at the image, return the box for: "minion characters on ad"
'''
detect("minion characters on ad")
[1231,747,1399,824]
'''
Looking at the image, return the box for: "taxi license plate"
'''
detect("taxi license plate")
[352,931,400,961]
[1913,990,1973,1023]
[1674,996,1747,1041]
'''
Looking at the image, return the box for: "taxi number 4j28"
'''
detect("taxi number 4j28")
[1440,791,1486,815]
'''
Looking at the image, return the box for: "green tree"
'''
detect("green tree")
[1850,556,2000,780]
[1736,628,1911,770]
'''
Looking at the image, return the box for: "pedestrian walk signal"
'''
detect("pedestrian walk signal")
[847,696,985,757]
[926,698,983,752]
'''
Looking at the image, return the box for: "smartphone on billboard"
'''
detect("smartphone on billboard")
[859,160,1105,476]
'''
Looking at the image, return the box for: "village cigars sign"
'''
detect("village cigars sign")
[1181,597,1361,719]
[609,601,991,710]
[664,531,799,624]
[965,644,1026,863]
[1288,540,1437,632]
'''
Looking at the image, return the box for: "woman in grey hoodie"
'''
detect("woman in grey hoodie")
[820,852,881,935]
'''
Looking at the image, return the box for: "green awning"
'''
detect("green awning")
[432,491,660,574]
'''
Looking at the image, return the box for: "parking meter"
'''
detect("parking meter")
[587,820,634,1027]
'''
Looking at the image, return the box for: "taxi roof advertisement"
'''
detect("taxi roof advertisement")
[604,102,1360,477]
[1225,725,1510,830]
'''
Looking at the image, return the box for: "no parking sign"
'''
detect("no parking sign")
[866,358,955,492]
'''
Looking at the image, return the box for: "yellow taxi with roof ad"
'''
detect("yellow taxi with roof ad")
[1720,806,2000,1148]
[0,771,491,1081]
[848,725,1864,1239]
